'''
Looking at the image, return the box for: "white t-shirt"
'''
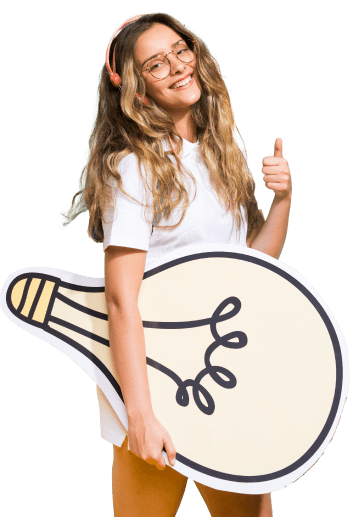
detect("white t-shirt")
[96,137,249,448]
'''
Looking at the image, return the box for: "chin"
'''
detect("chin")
[174,87,202,109]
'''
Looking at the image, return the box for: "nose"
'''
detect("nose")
[167,51,187,75]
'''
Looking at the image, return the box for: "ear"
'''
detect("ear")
[135,93,150,105]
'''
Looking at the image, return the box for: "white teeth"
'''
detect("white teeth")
[171,75,192,89]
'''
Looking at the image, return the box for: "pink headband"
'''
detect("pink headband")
[105,14,144,89]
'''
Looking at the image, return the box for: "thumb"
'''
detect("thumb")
[163,435,177,466]
[274,138,283,158]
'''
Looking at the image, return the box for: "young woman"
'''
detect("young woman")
[64,12,291,517]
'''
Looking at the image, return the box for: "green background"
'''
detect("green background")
[0,0,358,517]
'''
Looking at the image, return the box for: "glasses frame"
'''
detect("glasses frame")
[141,39,196,79]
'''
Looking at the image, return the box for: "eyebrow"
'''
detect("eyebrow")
[141,39,183,69]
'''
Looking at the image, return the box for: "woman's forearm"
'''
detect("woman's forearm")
[107,303,154,420]
[250,193,292,260]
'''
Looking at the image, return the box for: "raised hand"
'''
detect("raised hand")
[262,138,292,199]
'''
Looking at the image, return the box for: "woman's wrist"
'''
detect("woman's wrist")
[274,191,292,203]
[127,403,154,423]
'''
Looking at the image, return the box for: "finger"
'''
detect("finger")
[263,175,281,183]
[163,435,177,466]
[154,453,166,470]
[265,183,278,191]
[143,456,162,469]
[265,182,285,191]
[274,138,283,158]
[147,459,164,470]
[273,138,283,158]
[262,165,282,174]
[262,156,283,166]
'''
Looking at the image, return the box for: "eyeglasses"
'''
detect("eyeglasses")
[141,40,196,79]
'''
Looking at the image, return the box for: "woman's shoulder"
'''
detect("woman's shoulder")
[117,151,140,173]
[107,151,152,202]
[107,152,145,185]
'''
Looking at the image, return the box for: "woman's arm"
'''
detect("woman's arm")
[248,138,292,260]
[248,193,291,260]
[104,245,176,469]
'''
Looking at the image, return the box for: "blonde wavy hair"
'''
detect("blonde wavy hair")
[62,12,265,244]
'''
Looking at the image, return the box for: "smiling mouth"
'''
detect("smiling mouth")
[169,74,193,89]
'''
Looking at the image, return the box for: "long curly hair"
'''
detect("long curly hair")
[62,12,265,243]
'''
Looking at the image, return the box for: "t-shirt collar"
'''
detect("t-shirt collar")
[162,136,199,159]
[182,137,199,158]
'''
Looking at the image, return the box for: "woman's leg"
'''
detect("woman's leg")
[112,434,188,517]
[194,482,273,517]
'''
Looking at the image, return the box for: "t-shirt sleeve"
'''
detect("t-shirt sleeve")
[102,154,154,252]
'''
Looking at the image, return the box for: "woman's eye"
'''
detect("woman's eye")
[149,61,164,72]
[177,47,189,56]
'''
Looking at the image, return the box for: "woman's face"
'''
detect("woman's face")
[134,23,202,113]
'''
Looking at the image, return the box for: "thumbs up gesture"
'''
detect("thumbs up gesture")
[262,138,292,199]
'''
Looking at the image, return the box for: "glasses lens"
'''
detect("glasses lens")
[148,59,170,79]
[176,43,195,64]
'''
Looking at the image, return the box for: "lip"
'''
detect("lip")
[169,72,193,90]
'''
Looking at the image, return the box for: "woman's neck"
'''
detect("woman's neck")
[167,109,197,143]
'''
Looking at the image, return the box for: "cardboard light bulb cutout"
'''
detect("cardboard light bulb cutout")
[0,242,349,494]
